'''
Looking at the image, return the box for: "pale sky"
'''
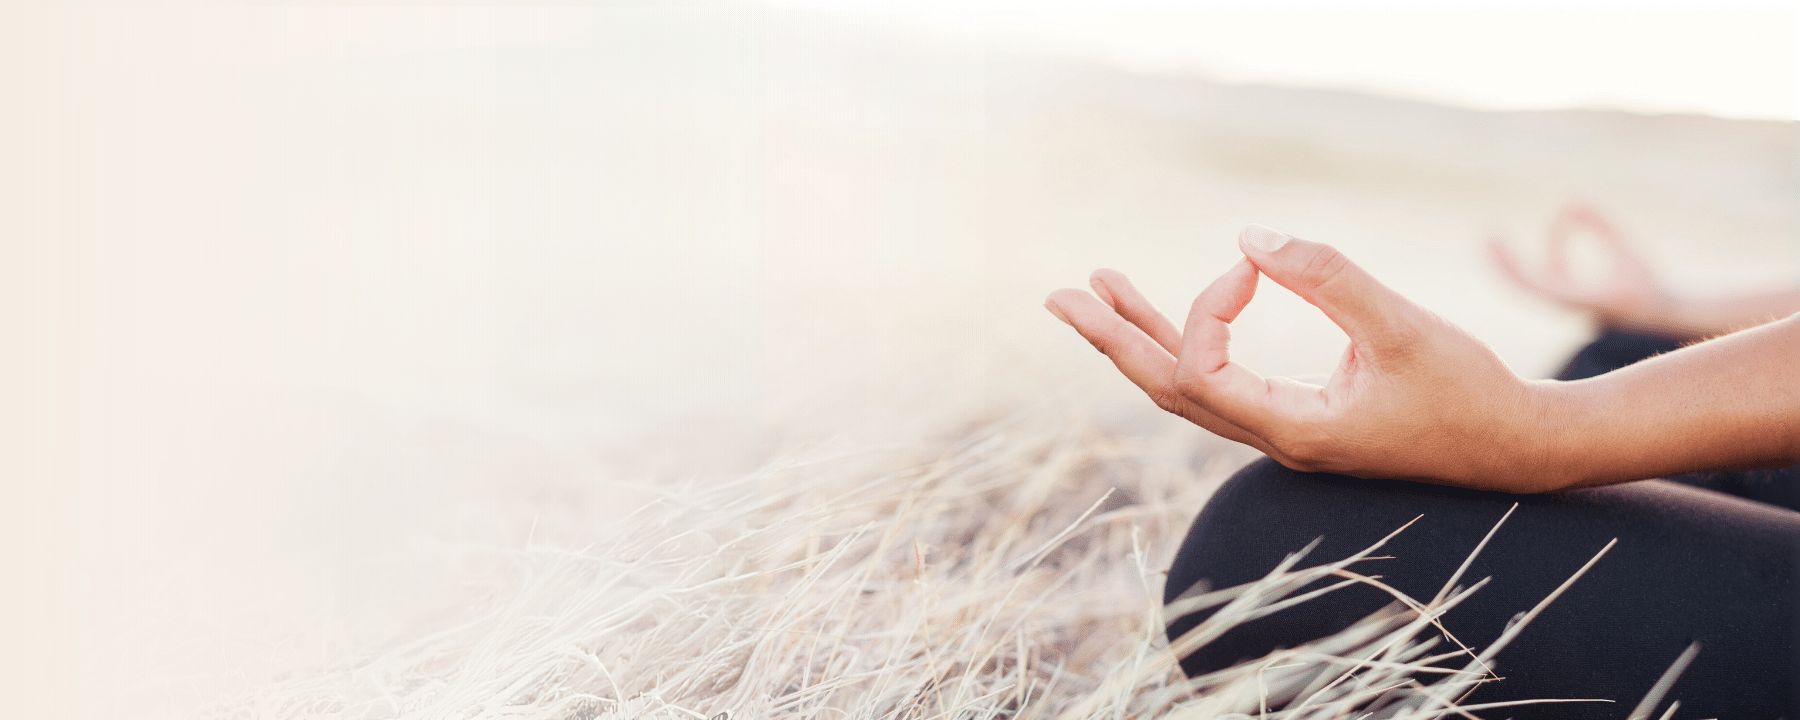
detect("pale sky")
[759,0,1800,120]
[73,3,1794,120]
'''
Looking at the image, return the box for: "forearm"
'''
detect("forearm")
[1531,312,1800,490]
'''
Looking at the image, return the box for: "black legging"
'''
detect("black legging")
[1165,331,1800,718]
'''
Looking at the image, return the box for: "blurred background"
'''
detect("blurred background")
[0,2,1794,717]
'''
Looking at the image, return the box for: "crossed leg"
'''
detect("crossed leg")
[1165,331,1800,718]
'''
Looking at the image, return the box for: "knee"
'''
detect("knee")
[1163,457,1334,605]
[1162,458,1395,676]
[1161,458,1501,675]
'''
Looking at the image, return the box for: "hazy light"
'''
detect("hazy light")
[757,1,1799,120]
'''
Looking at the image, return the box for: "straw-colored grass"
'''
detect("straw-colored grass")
[201,405,1693,720]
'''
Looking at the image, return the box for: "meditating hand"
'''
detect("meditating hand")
[1489,202,1673,334]
[1046,225,1547,492]
[1491,202,1800,338]
[1047,224,1800,493]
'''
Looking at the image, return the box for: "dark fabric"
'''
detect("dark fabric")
[1552,328,1687,383]
[1675,467,1800,515]
[1164,330,1800,717]
[1165,460,1800,718]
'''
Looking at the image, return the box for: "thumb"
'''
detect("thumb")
[1238,224,1413,343]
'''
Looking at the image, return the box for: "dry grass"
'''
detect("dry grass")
[7,11,1773,718]
[198,403,1692,720]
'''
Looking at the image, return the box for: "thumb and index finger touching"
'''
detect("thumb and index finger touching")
[1491,204,1649,303]
[1235,225,1411,345]
[1172,225,1411,429]
[1048,224,1413,442]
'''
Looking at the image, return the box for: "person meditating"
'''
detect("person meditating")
[1044,205,1800,718]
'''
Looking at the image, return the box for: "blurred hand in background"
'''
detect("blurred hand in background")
[1489,203,1674,334]
[1491,203,1800,338]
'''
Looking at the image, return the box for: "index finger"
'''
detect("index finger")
[1090,268,1182,355]
[1236,225,1416,347]
[1046,288,1272,449]
[1171,258,1316,437]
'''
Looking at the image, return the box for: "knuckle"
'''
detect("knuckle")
[1145,387,1183,414]
[1373,308,1436,359]
[1084,315,1136,356]
[1171,369,1208,402]
[1297,244,1350,290]
[1383,331,1426,363]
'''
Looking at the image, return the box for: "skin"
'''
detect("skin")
[1490,203,1800,339]
[1045,222,1800,494]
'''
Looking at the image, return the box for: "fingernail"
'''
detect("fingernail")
[1045,300,1072,326]
[1241,224,1291,253]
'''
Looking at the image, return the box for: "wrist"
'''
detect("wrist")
[1433,375,1576,494]
[1509,378,1594,493]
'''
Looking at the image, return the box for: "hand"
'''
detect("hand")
[1489,203,1676,334]
[1046,226,1553,492]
